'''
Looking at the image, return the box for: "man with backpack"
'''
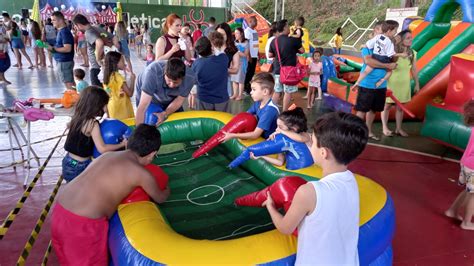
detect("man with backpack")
[72,14,118,86]
[268,19,304,111]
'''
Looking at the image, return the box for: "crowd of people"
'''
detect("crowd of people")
[1,9,472,266]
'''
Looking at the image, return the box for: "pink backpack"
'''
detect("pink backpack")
[275,37,306,86]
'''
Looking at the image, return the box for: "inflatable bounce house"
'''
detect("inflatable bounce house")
[324,0,474,149]
[107,111,395,265]
[421,54,474,151]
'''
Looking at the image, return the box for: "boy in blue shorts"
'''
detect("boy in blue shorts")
[263,112,368,265]
[221,72,280,141]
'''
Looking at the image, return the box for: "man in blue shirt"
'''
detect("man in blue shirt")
[135,58,196,126]
[49,11,75,90]
[355,42,397,140]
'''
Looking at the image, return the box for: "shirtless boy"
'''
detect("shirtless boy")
[51,124,170,265]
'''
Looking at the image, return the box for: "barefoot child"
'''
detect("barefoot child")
[221,72,279,142]
[103,51,135,120]
[62,86,126,182]
[135,31,143,58]
[146,44,154,66]
[262,112,368,265]
[445,100,474,230]
[307,49,323,108]
[52,124,170,265]
[332,27,343,55]
[74,68,88,93]
[352,20,400,90]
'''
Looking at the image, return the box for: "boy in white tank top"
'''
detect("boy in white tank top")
[262,112,369,265]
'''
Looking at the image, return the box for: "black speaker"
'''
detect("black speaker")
[21,8,29,19]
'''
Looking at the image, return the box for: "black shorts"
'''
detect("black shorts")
[354,87,387,112]
[372,54,392,64]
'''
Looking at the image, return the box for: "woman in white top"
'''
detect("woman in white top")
[265,22,278,64]
[154,13,192,61]
[142,23,151,45]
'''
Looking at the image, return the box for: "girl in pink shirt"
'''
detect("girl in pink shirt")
[307,49,323,109]
[445,100,474,230]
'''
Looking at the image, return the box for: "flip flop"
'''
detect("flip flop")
[368,134,380,141]
[395,131,409,137]
[383,131,393,137]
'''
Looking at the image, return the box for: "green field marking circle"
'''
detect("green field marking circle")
[186,185,225,206]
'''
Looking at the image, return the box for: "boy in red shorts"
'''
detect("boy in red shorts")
[51,124,170,265]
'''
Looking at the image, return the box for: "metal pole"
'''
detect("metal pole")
[7,121,16,170]
[274,0,278,22]
[282,0,285,19]
[25,121,31,185]
[351,18,379,48]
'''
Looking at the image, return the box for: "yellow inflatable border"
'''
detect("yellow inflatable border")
[119,111,387,264]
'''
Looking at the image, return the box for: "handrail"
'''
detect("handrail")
[231,0,271,25]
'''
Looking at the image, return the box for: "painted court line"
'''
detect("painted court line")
[367,143,460,163]
[186,185,225,206]
[213,222,274,241]
[165,175,254,204]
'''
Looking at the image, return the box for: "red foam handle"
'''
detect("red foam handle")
[121,164,169,204]
[386,90,415,118]
[192,112,257,158]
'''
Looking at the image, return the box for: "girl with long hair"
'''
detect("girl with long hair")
[103,51,135,120]
[381,29,419,137]
[8,22,34,69]
[62,86,126,182]
[215,23,240,97]
[230,27,250,100]
[30,21,46,67]
[155,13,192,61]
[20,19,30,47]
[75,24,89,67]
[332,27,343,54]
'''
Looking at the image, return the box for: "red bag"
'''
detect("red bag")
[275,37,306,86]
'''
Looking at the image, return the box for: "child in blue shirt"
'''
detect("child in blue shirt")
[191,32,229,112]
[221,72,279,141]
[73,68,88,93]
